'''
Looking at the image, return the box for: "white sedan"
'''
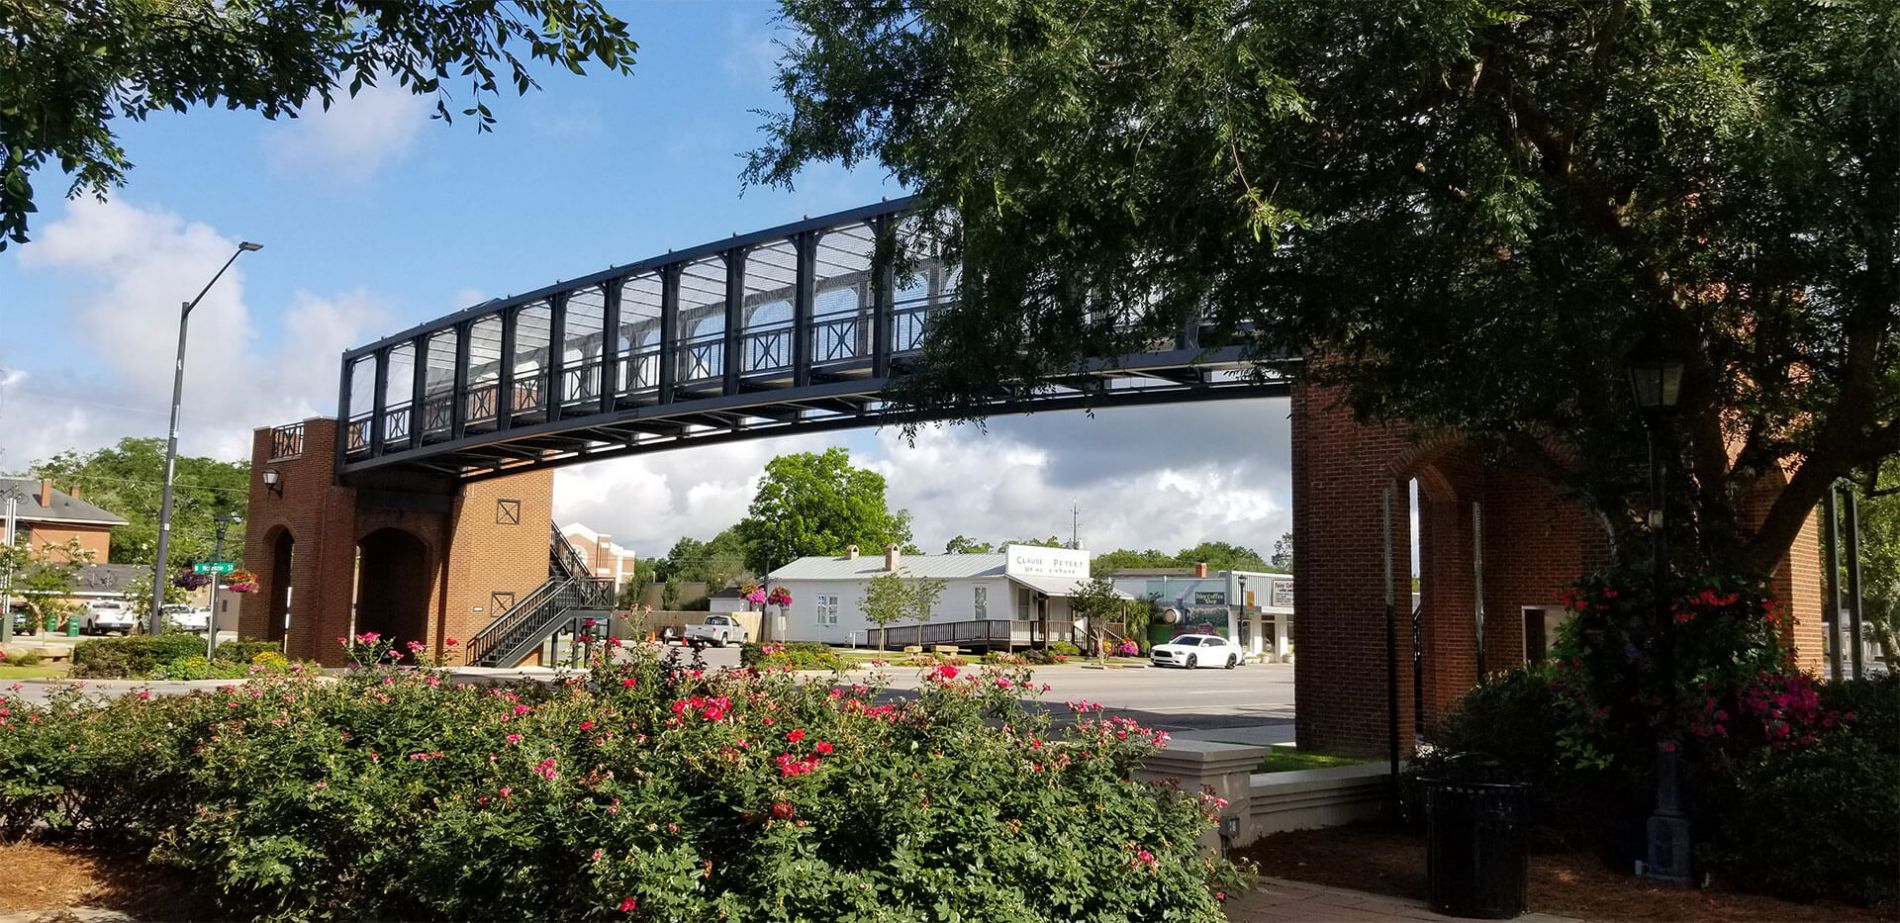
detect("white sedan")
[1150,634,1245,670]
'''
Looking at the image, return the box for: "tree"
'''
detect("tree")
[1,0,636,248]
[860,571,910,651]
[944,535,994,554]
[1271,532,1295,572]
[1851,461,1900,664]
[1174,541,1271,574]
[3,537,94,632]
[1068,576,1125,657]
[1001,536,1066,550]
[752,0,1899,575]
[27,438,248,566]
[907,575,946,632]
[1090,548,1174,576]
[735,449,913,576]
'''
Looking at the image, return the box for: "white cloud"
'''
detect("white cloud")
[263,81,431,179]
[2,198,390,463]
[553,400,1293,560]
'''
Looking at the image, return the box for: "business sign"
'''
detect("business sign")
[1269,577,1295,609]
[1005,545,1089,581]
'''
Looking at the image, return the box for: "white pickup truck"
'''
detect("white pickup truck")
[682,614,748,647]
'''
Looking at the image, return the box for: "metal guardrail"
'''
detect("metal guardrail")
[268,422,305,459]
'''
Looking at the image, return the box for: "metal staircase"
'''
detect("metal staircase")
[464,524,615,667]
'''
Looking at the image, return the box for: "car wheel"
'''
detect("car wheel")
[1225,654,1238,670]
[1186,653,1199,669]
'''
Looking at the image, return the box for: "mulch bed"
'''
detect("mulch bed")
[0,842,221,922]
[1238,821,1891,922]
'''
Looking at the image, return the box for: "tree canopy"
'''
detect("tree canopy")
[26,438,248,566]
[734,448,913,576]
[1090,541,1282,576]
[752,0,1899,573]
[1,0,636,248]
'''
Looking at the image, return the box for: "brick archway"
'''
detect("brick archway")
[262,526,293,643]
[354,528,433,650]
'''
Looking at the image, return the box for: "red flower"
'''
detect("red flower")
[579,721,596,731]
[933,664,959,681]
[617,896,637,912]
[621,677,638,688]
[770,801,796,820]
[787,728,807,744]
[813,741,834,755]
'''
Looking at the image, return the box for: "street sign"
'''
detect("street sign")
[192,561,236,575]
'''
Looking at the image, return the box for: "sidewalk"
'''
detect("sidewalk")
[1226,877,1590,922]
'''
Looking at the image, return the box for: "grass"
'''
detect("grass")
[1242,747,1374,774]
[0,662,71,681]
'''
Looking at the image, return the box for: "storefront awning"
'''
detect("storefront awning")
[1009,574,1132,599]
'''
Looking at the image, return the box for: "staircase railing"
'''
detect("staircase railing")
[463,524,608,667]
[466,575,615,667]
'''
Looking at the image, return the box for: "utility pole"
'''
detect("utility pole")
[1070,502,1081,550]
[1,491,16,644]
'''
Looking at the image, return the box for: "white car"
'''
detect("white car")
[84,600,137,635]
[683,614,748,647]
[1150,633,1245,670]
[163,605,211,633]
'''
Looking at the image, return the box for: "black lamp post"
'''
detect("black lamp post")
[1628,350,1690,886]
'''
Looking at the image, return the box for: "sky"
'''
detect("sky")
[0,1,1292,561]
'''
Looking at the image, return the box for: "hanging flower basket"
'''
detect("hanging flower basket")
[173,569,212,591]
[767,586,792,608]
[224,568,260,594]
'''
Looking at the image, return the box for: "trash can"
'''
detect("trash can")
[1423,769,1531,919]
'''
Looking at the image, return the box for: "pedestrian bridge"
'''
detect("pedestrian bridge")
[325,196,1286,481]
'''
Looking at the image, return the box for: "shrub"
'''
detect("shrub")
[1114,641,1142,657]
[1022,649,1070,665]
[982,651,1027,666]
[1698,672,1900,907]
[0,647,1247,919]
[1050,641,1082,657]
[215,640,282,663]
[149,656,254,681]
[739,642,848,671]
[70,635,205,678]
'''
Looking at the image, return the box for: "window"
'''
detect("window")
[973,586,987,619]
[495,499,521,525]
[1016,587,1032,621]
[1523,607,1569,665]
[816,595,839,625]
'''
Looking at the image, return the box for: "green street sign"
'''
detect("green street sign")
[192,561,236,575]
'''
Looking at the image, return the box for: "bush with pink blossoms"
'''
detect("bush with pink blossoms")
[0,641,1247,920]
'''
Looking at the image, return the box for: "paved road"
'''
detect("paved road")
[6,644,1296,734]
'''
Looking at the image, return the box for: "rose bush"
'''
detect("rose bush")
[0,642,1246,920]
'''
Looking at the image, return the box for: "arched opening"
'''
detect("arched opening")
[353,528,433,650]
[266,526,294,643]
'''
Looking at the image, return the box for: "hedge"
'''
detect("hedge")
[70,635,207,679]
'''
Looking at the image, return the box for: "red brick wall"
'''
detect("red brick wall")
[22,524,112,562]
[1294,383,1833,757]
[239,418,554,666]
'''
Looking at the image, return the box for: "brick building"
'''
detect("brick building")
[559,523,638,595]
[0,477,125,561]
[236,418,555,665]
[1291,383,1827,757]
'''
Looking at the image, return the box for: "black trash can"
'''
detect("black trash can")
[1423,772,1531,919]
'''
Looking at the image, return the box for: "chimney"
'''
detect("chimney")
[845,544,859,560]
[68,483,82,501]
[884,543,901,572]
[38,478,52,508]
[1193,562,1208,578]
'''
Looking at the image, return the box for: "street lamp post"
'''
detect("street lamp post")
[205,513,242,661]
[150,241,263,634]
[1628,350,1690,886]
[1236,574,1249,651]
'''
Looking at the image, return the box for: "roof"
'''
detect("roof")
[15,563,145,597]
[0,478,127,526]
[770,552,1008,581]
[1009,573,1132,599]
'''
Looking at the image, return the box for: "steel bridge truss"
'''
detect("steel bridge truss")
[336,197,1284,481]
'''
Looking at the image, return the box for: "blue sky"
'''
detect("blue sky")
[0,1,1291,559]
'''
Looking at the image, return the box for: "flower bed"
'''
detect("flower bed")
[0,645,1246,920]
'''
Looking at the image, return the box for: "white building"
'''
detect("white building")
[1108,566,1295,661]
[768,543,1122,648]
